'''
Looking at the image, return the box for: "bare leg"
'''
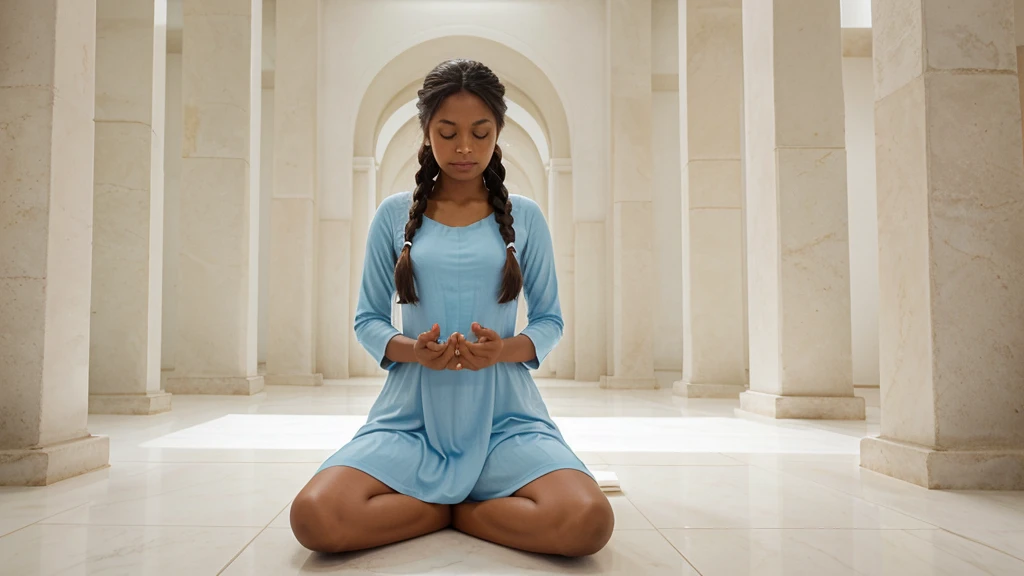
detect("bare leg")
[452,469,614,557]
[290,466,451,553]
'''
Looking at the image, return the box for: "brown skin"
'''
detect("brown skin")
[290,90,614,557]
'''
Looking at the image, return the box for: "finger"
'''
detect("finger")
[480,327,500,342]
[424,340,447,353]
[418,324,440,343]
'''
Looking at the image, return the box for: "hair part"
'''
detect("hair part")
[393,59,522,305]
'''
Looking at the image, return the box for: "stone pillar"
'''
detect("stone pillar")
[1017,0,1024,162]
[575,222,607,382]
[0,0,110,486]
[88,0,171,415]
[738,0,864,419]
[601,0,657,389]
[166,0,264,395]
[548,159,575,380]
[349,157,384,377]
[266,0,322,387]
[674,0,748,399]
[861,0,1024,490]
[318,217,350,379]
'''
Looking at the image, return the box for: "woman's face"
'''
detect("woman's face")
[427,91,499,184]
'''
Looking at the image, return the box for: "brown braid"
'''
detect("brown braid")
[482,144,523,303]
[393,144,439,304]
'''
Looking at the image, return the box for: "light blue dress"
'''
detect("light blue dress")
[317,191,592,504]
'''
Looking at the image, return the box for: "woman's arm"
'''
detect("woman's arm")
[513,198,564,369]
[353,200,403,370]
[384,334,419,364]
[497,334,537,364]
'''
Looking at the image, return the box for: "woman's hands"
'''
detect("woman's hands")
[458,323,504,371]
[415,323,503,371]
[414,324,457,371]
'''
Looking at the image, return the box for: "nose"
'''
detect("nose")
[456,133,473,154]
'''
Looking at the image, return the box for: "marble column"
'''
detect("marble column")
[0,0,110,485]
[318,217,351,379]
[548,160,575,380]
[88,0,171,415]
[575,222,607,382]
[166,0,264,395]
[738,0,864,419]
[674,0,748,399]
[601,0,657,389]
[266,0,322,386]
[349,157,385,377]
[861,0,1024,490]
[1017,0,1024,162]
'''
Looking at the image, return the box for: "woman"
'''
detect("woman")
[290,59,614,558]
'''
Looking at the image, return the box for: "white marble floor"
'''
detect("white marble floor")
[2,381,1023,575]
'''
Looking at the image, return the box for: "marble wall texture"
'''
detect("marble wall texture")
[675,0,748,399]
[738,0,864,420]
[0,0,110,486]
[861,0,1024,490]
[601,0,658,390]
[89,0,171,415]
[266,0,321,386]
[165,0,264,396]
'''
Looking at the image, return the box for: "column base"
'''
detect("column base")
[0,435,110,487]
[861,436,1024,490]
[165,375,265,395]
[673,381,746,398]
[264,373,324,386]
[89,392,172,415]
[599,375,659,389]
[739,390,866,420]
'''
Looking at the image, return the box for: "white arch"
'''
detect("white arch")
[375,98,550,164]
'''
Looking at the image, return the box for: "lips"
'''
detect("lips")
[451,162,476,167]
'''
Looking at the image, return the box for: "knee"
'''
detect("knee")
[556,495,615,557]
[289,489,354,553]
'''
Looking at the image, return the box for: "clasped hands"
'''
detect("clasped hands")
[414,323,503,371]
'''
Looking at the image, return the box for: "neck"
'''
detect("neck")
[434,172,487,203]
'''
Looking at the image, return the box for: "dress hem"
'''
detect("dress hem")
[317,458,594,505]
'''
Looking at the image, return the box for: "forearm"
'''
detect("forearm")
[384,334,419,365]
[498,334,538,364]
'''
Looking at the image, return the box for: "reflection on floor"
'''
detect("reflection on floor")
[2,381,1023,575]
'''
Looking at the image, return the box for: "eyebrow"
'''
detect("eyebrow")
[438,119,493,127]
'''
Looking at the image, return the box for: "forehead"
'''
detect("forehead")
[432,91,495,124]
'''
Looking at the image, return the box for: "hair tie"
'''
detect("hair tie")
[506,242,515,251]
[404,241,412,248]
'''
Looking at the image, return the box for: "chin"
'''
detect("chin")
[442,168,486,182]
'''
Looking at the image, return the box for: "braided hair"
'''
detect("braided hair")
[394,60,523,305]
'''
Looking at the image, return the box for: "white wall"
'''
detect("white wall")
[258,88,274,365]
[842,57,879,387]
[161,53,182,371]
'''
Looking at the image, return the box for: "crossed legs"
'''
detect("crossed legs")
[290,467,613,557]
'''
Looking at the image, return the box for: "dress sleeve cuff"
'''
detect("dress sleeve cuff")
[360,326,402,371]
[520,324,557,370]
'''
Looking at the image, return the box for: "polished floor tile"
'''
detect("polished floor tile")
[37,462,317,527]
[0,524,259,576]
[662,528,1024,575]
[611,464,934,530]
[2,381,1022,575]
[221,528,698,575]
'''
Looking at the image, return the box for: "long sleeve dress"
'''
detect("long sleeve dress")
[316,191,592,504]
